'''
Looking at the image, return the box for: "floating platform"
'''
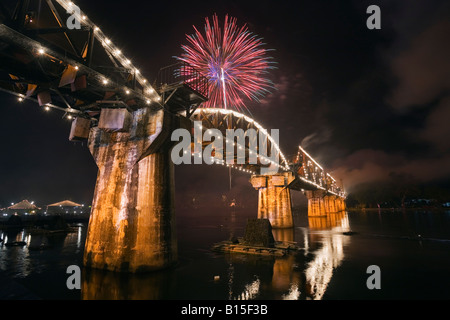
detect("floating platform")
[4,241,27,247]
[212,240,301,257]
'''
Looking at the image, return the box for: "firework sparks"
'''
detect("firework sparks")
[177,14,275,113]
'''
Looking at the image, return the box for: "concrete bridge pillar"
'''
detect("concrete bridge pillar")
[250,174,294,228]
[336,197,347,212]
[324,195,337,213]
[305,190,326,216]
[83,108,178,273]
[305,190,346,216]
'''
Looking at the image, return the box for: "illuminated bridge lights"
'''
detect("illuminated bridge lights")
[295,146,346,198]
[191,108,291,172]
[9,0,163,116]
[189,152,257,175]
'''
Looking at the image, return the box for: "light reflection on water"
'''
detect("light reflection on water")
[304,213,350,300]
[0,225,85,280]
[80,209,352,300]
[1,209,450,299]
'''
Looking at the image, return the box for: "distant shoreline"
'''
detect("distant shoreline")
[0,214,89,228]
[346,207,450,212]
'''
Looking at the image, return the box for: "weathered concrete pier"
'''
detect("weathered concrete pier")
[250,174,294,229]
[250,171,347,229]
[83,108,178,272]
[305,190,347,216]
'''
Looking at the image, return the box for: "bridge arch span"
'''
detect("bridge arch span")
[185,108,291,175]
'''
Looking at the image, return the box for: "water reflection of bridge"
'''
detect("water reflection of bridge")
[304,212,350,300]
[225,211,350,300]
[81,210,350,300]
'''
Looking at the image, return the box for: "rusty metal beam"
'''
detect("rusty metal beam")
[45,0,80,58]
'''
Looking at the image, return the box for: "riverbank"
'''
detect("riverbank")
[0,214,89,228]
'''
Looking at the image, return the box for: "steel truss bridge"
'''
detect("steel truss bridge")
[0,0,345,199]
[0,0,348,273]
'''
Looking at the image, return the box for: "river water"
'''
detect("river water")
[1,207,450,300]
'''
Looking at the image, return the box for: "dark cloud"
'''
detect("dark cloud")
[323,1,450,192]
[332,148,450,193]
[419,96,450,153]
[388,19,450,110]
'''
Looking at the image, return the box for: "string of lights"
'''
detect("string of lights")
[11,0,162,118]
[56,0,159,99]
[296,146,345,198]
[189,152,257,175]
[192,108,291,172]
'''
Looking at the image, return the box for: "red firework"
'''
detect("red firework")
[177,14,275,112]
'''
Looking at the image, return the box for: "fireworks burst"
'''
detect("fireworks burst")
[177,14,276,113]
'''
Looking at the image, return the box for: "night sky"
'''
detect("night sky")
[1,0,450,208]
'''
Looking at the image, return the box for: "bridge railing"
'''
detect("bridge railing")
[0,0,162,117]
[156,62,209,100]
[295,146,346,197]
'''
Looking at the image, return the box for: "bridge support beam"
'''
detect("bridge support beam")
[83,108,178,273]
[305,190,346,216]
[250,174,294,228]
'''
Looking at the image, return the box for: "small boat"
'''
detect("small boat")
[4,241,27,247]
